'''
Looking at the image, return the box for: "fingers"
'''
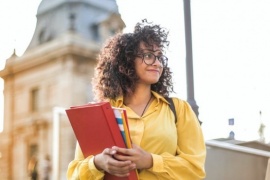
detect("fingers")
[95,147,137,177]
[107,160,136,176]
[94,148,120,171]
[103,148,117,156]
[112,146,134,156]
[111,145,153,170]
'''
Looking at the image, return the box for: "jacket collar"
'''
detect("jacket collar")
[110,91,170,107]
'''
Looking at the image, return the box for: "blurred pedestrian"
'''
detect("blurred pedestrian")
[28,156,38,180]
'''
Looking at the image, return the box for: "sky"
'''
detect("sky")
[1,0,270,142]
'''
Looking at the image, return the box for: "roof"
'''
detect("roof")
[37,0,118,15]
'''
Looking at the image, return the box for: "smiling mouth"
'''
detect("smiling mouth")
[148,70,160,74]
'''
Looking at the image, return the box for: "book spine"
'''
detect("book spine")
[121,110,132,149]
[113,109,127,145]
[121,110,133,148]
[101,103,126,148]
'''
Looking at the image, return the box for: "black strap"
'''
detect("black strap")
[166,97,202,125]
[165,97,177,123]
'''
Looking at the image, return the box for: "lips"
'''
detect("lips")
[147,69,160,75]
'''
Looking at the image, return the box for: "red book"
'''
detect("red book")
[66,102,138,180]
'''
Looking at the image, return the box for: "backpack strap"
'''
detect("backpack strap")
[165,97,177,123]
[166,97,202,125]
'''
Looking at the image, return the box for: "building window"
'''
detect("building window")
[38,29,46,44]
[31,88,40,112]
[91,24,100,41]
[38,28,52,44]
[109,28,116,36]
[29,144,38,158]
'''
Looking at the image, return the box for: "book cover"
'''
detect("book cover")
[66,102,138,180]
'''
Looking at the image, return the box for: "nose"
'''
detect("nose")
[152,57,163,67]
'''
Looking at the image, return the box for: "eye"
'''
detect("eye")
[159,55,167,61]
[143,53,154,59]
[159,55,168,65]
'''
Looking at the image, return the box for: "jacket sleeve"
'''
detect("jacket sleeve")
[147,98,206,179]
[66,142,105,180]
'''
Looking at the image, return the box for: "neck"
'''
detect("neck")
[124,85,153,117]
[124,85,151,106]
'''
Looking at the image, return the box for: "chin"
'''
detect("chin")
[140,78,160,84]
[149,79,160,84]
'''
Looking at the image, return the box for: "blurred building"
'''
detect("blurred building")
[0,0,125,179]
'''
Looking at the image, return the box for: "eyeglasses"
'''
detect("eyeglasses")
[137,52,168,66]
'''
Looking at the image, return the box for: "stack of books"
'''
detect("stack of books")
[66,102,138,180]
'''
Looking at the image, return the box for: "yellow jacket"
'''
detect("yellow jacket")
[67,91,206,180]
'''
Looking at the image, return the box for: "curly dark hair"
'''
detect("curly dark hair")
[92,19,174,101]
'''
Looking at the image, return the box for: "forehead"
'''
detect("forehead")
[139,42,162,52]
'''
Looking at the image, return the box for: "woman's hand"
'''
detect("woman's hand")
[94,148,136,177]
[112,144,153,170]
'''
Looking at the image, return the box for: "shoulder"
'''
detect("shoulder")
[170,97,198,122]
[109,96,124,107]
[152,91,191,111]
[170,97,191,110]
[170,98,202,129]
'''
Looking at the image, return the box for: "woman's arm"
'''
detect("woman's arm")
[66,143,137,180]
[149,99,206,179]
[66,143,105,180]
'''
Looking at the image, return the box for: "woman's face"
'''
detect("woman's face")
[134,42,164,85]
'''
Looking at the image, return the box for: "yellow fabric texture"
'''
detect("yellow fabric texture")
[67,91,206,180]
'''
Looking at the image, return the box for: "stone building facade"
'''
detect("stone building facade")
[0,0,125,179]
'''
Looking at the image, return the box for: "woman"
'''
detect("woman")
[67,19,206,179]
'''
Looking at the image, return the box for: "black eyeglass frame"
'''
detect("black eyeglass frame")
[136,52,168,67]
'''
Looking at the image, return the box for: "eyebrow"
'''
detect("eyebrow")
[140,49,163,54]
